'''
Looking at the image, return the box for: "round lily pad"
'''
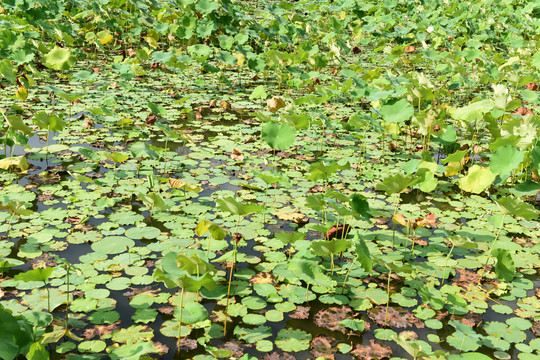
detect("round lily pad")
[125,226,161,239]
[256,339,273,352]
[275,328,311,352]
[78,340,106,353]
[243,313,266,325]
[91,236,135,254]
[242,296,267,310]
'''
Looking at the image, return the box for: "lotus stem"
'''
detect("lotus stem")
[178,288,184,348]
[478,214,505,285]
[384,269,391,327]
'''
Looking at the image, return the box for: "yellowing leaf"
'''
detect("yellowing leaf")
[233,53,245,66]
[99,34,113,45]
[15,86,28,101]
[458,165,496,194]
[0,156,29,172]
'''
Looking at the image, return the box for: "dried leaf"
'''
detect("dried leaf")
[351,339,392,360]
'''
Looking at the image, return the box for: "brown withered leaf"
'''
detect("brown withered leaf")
[368,306,421,328]
[249,272,274,285]
[310,335,336,360]
[325,224,351,241]
[158,306,174,315]
[532,321,540,336]
[459,312,482,327]
[220,100,232,110]
[453,268,480,289]
[209,99,218,108]
[351,339,392,360]
[153,342,169,355]
[399,331,418,340]
[231,148,244,162]
[513,107,533,116]
[526,82,538,91]
[83,322,120,340]
[220,342,243,357]
[261,352,295,360]
[314,306,353,333]
[352,46,362,54]
[179,338,197,351]
[146,114,157,125]
[290,305,310,320]
[83,117,94,129]
[404,45,416,53]
[267,96,286,113]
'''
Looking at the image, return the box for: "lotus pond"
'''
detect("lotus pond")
[1,0,540,360]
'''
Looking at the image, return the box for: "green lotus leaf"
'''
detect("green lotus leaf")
[451,99,494,123]
[496,196,539,220]
[262,121,295,150]
[489,145,524,177]
[195,0,219,14]
[275,328,311,352]
[380,98,414,123]
[0,156,29,172]
[458,165,495,194]
[44,46,77,71]
[493,249,516,282]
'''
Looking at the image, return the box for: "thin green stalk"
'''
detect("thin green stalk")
[384,269,392,327]
[178,289,184,348]
[223,244,237,337]
[440,241,454,287]
[478,215,505,284]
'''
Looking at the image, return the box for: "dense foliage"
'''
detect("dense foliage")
[1,0,540,359]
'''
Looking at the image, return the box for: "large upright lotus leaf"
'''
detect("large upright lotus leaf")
[195,0,219,14]
[187,44,212,62]
[530,145,540,171]
[129,142,159,159]
[0,307,33,360]
[311,238,351,257]
[287,259,334,287]
[510,180,540,196]
[458,165,495,194]
[151,51,173,64]
[155,252,216,292]
[32,112,66,132]
[349,194,372,221]
[493,249,515,282]
[44,46,77,71]
[14,268,54,283]
[495,196,539,220]
[451,99,494,124]
[195,220,228,240]
[262,121,295,150]
[380,98,414,123]
[6,115,32,136]
[216,197,264,216]
[531,50,540,70]
[376,173,418,195]
[489,145,524,177]
[216,51,238,67]
[307,161,350,181]
[355,236,372,273]
[416,168,438,193]
[138,192,169,211]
